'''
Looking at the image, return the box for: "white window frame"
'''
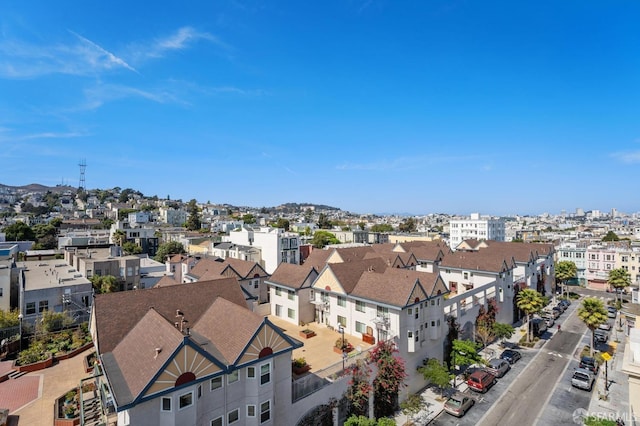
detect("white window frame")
[247,366,256,379]
[228,370,239,384]
[161,396,172,412]
[210,417,223,426]
[210,376,223,391]
[178,391,193,410]
[228,408,239,424]
[260,400,271,423]
[355,300,366,312]
[260,362,271,386]
[247,404,256,417]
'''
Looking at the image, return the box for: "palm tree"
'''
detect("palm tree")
[516,289,544,343]
[555,261,577,299]
[112,229,126,248]
[577,297,608,356]
[608,268,631,304]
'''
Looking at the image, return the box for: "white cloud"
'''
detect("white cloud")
[80,83,186,110]
[132,26,229,61]
[19,131,88,140]
[611,150,640,164]
[68,31,138,73]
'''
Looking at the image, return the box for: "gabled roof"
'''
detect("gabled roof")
[104,308,184,405]
[267,262,318,290]
[439,250,515,273]
[351,268,446,307]
[154,275,179,288]
[94,278,246,354]
[223,257,269,278]
[187,257,227,280]
[320,257,388,294]
[303,249,333,270]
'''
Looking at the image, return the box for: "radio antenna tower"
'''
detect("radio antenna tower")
[78,159,87,190]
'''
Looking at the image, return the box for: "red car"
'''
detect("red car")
[467,370,497,393]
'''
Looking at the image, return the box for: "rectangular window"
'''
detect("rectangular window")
[260,363,271,385]
[415,330,419,342]
[210,376,223,390]
[355,321,366,334]
[288,308,295,319]
[288,290,295,300]
[119,267,125,277]
[26,302,36,315]
[310,289,315,301]
[198,385,202,398]
[260,400,271,423]
[408,331,413,338]
[179,392,193,409]
[228,370,239,384]
[337,296,346,307]
[161,397,171,411]
[337,315,346,327]
[253,279,260,289]
[376,306,389,319]
[275,287,282,296]
[275,304,282,317]
[228,409,239,424]
[407,308,412,316]
[38,300,48,313]
[247,405,256,417]
[210,417,223,426]
[247,366,256,379]
[127,266,133,277]
[355,300,366,312]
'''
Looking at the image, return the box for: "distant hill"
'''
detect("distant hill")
[0,183,76,193]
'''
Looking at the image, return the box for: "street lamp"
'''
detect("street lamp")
[18,313,23,352]
[338,325,345,371]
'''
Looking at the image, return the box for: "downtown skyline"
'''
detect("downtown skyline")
[1,1,639,216]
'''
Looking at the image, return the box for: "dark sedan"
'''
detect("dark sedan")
[499,349,522,364]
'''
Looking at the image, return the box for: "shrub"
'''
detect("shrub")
[335,337,350,350]
[65,390,77,401]
[293,358,307,368]
[17,341,49,365]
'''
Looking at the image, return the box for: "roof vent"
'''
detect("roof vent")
[154,347,162,359]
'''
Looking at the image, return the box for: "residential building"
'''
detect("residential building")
[556,242,588,285]
[226,226,300,274]
[17,260,92,325]
[88,279,302,426]
[616,247,640,284]
[0,260,14,312]
[65,247,141,291]
[449,213,506,249]
[266,263,319,325]
[159,207,188,227]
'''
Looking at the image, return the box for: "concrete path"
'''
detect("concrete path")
[0,348,92,426]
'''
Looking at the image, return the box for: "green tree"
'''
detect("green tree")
[346,359,372,418]
[418,358,451,395]
[344,416,396,426]
[516,289,544,343]
[304,208,314,223]
[154,241,186,262]
[608,268,631,302]
[398,217,416,233]
[90,275,119,294]
[0,309,20,328]
[112,229,126,247]
[555,261,577,298]
[311,230,340,248]
[475,321,496,352]
[275,218,290,231]
[602,231,619,242]
[49,217,63,228]
[317,213,332,229]
[358,221,366,231]
[493,323,515,346]
[38,310,74,333]
[101,218,115,229]
[242,214,256,224]
[577,297,609,357]
[400,393,424,425]
[451,339,483,369]
[2,222,35,241]
[122,241,142,255]
[369,340,407,419]
[117,208,138,221]
[371,224,394,233]
[185,199,202,231]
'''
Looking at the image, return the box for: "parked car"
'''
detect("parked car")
[594,329,609,343]
[532,318,547,336]
[571,368,595,391]
[559,299,572,307]
[607,306,617,318]
[484,358,510,378]
[552,306,564,317]
[466,370,497,393]
[555,302,567,312]
[579,356,600,374]
[500,349,522,365]
[599,322,612,331]
[540,313,555,328]
[545,309,560,319]
[443,393,475,417]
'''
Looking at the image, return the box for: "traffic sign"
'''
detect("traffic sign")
[601,352,612,362]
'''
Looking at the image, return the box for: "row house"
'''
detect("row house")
[226,226,300,274]
[183,257,270,305]
[586,244,621,284]
[88,280,301,426]
[264,263,319,326]
[65,247,141,291]
[210,242,262,264]
[556,242,588,285]
[616,247,640,283]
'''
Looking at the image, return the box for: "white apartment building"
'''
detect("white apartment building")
[449,213,505,249]
[556,242,588,285]
[226,226,300,274]
[159,207,188,227]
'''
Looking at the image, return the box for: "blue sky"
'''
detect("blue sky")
[1,1,639,216]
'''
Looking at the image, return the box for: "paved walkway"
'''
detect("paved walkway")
[0,349,92,426]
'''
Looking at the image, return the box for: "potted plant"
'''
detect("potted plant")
[64,404,77,419]
[65,390,77,403]
[334,338,354,354]
[292,357,311,375]
[299,329,316,339]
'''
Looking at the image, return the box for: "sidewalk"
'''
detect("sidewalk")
[585,323,629,424]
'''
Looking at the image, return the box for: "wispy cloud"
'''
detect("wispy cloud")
[611,150,640,164]
[0,31,137,78]
[336,154,484,171]
[131,26,230,61]
[79,83,187,110]
[19,131,88,140]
